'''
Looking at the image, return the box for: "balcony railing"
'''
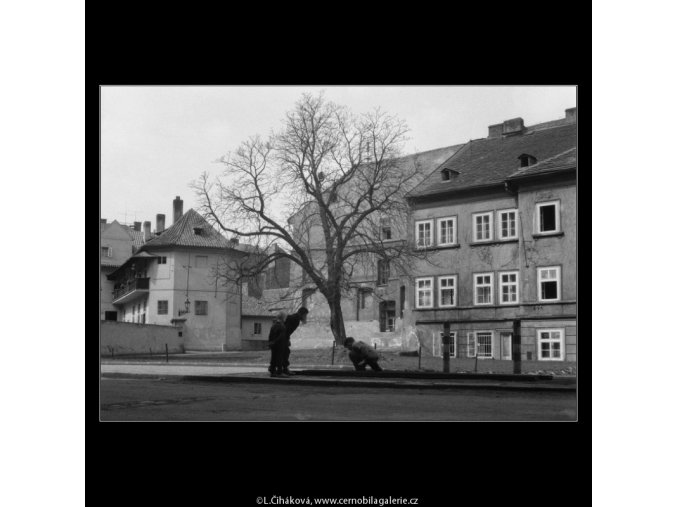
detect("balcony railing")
[113,277,150,303]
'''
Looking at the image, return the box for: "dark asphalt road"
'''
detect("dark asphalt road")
[99,378,577,421]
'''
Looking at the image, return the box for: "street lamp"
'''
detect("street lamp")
[178,297,190,316]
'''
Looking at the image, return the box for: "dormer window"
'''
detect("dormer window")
[518,154,537,168]
[441,168,459,181]
[193,227,203,235]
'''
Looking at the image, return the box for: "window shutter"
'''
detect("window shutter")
[467,332,476,358]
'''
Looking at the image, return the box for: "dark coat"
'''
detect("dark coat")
[268,321,288,348]
[348,341,379,361]
[284,312,304,339]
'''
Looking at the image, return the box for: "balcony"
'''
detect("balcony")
[112,277,150,305]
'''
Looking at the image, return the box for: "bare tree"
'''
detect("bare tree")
[193,92,427,344]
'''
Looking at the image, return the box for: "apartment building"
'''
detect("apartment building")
[405,108,577,363]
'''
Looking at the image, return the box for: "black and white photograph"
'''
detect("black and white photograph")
[10,1,677,505]
[99,85,578,422]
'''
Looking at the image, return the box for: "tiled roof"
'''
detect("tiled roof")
[241,295,278,317]
[508,147,577,179]
[393,144,464,173]
[408,122,576,198]
[139,209,238,251]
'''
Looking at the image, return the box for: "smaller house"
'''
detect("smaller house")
[240,295,278,350]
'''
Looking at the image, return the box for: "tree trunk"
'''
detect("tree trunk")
[327,295,347,346]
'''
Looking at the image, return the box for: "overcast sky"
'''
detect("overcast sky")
[100,85,576,227]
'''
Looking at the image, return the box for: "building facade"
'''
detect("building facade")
[100,219,150,321]
[405,108,577,364]
[105,197,250,351]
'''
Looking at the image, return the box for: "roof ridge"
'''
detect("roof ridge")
[401,143,464,158]
[524,119,573,133]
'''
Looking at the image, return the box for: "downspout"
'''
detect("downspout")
[505,179,523,370]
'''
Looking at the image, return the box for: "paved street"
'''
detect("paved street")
[99,377,577,421]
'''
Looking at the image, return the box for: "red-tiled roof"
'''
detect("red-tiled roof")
[408,122,577,198]
[508,147,577,179]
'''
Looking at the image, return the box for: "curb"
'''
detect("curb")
[101,372,576,392]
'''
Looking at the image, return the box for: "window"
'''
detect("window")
[157,300,168,315]
[519,154,537,167]
[101,246,111,257]
[538,329,564,361]
[380,217,392,240]
[441,168,458,181]
[157,256,167,264]
[438,331,456,357]
[359,290,367,310]
[498,209,518,239]
[195,255,208,268]
[415,220,433,248]
[195,300,208,315]
[437,217,457,246]
[438,275,457,307]
[473,212,493,242]
[476,331,493,358]
[254,323,262,335]
[536,201,560,233]
[415,278,433,308]
[466,333,476,358]
[377,259,390,285]
[538,266,561,301]
[474,272,493,305]
[499,271,519,304]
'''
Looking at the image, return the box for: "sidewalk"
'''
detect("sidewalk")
[100,364,576,392]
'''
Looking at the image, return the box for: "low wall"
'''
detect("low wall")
[100,320,185,356]
[288,320,403,349]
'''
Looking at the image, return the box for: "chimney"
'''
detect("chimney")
[488,123,503,138]
[133,221,141,231]
[143,221,152,242]
[565,107,577,123]
[502,118,525,136]
[156,214,165,233]
[173,196,183,224]
[100,218,107,225]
